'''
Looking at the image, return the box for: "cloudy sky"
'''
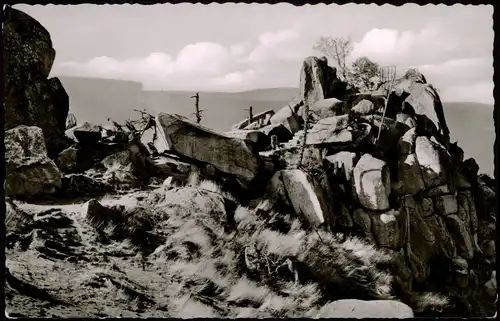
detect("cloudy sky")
[16,3,494,103]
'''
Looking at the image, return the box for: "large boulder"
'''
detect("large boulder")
[101,140,154,181]
[268,169,332,227]
[396,128,426,196]
[352,153,391,211]
[346,93,386,114]
[403,83,450,139]
[223,129,270,152]
[3,7,69,158]
[299,98,347,121]
[415,136,451,189]
[316,299,414,318]
[306,115,371,146]
[5,126,62,197]
[66,122,102,145]
[299,56,345,105]
[269,106,301,134]
[155,113,260,181]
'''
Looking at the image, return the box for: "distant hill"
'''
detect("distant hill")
[58,76,494,176]
[59,76,144,124]
[442,102,494,176]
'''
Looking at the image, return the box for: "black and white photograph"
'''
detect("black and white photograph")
[3,1,497,318]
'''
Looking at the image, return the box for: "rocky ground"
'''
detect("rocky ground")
[4,5,497,319]
[4,184,414,318]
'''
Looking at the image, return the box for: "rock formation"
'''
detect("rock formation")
[3,6,69,158]
[5,126,62,198]
[4,8,496,319]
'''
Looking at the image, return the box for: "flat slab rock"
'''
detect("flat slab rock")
[306,114,370,146]
[316,299,414,318]
[155,113,260,181]
[268,169,331,227]
[223,129,270,151]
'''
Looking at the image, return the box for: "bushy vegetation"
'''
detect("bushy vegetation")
[106,178,449,317]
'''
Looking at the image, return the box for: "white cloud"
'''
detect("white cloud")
[416,57,493,86]
[350,26,457,66]
[439,82,494,105]
[54,42,244,90]
[248,26,314,64]
[53,23,493,103]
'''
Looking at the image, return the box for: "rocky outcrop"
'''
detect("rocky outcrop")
[156,113,261,181]
[389,69,450,143]
[3,6,69,158]
[5,126,62,198]
[5,43,495,319]
[299,56,346,105]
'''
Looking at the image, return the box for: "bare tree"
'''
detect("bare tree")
[191,92,203,123]
[313,36,353,80]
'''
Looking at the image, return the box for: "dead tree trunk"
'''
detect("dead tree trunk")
[244,106,254,125]
[191,92,202,123]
